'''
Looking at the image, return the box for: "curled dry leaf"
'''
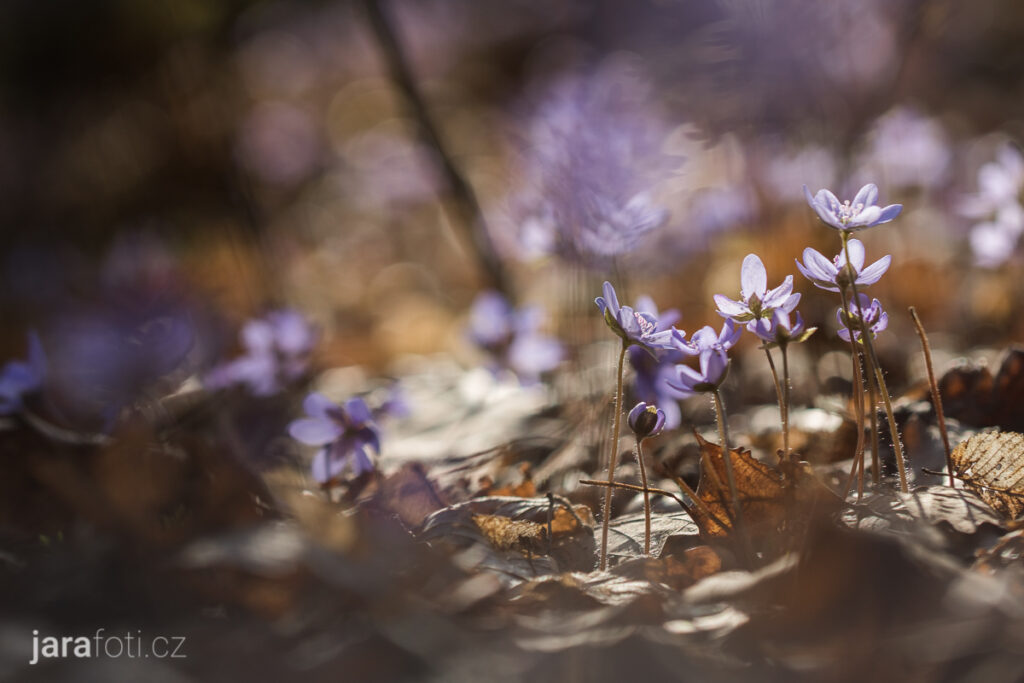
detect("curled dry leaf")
[690,434,836,540]
[418,496,596,578]
[951,431,1024,520]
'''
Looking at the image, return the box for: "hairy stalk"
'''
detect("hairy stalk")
[764,347,787,461]
[635,439,652,555]
[599,342,628,571]
[909,306,954,487]
[841,234,908,493]
[839,287,868,499]
[863,343,882,485]
[780,342,792,461]
[712,388,751,562]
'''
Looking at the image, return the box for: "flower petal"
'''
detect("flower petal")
[849,205,881,227]
[857,255,892,286]
[289,417,343,446]
[713,294,748,318]
[303,392,337,419]
[843,239,866,272]
[762,275,794,309]
[740,253,768,300]
[875,203,902,223]
[853,183,878,209]
[602,281,619,314]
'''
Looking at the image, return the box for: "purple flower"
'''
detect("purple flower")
[664,348,730,398]
[671,320,741,360]
[795,238,891,293]
[663,321,739,397]
[804,183,902,231]
[749,309,813,346]
[628,295,683,429]
[595,282,676,350]
[289,393,380,484]
[205,309,317,396]
[628,402,666,438]
[837,294,889,343]
[714,253,800,323]
[467,291,563,382]
[0,333,45,415]
[508,60,673,267]
[960,144,1024,268]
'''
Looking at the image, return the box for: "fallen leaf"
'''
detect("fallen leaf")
[950,431,1024,520]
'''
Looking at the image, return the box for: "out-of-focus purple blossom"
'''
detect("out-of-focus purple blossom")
[0,333,45,415]
[628,402,666,439]
[796,239,891,293]
[684,186,756,236]
[596,282,676,350]
[628,295,683,429]
[374,382,410,421]
[837,294,888,343]
[714,254,800,324]
[665,348,730,398]
[44,308,195,431]
[205,309,317,396]
[345,132,442,209]
[960,144,1024,267]
[759,143,838,201]
[467,291,563,382]
[804,183,902,231]
[857,107,951,190]
[289,393,379,484]
[508,60,674,266]
[749,309,813,346]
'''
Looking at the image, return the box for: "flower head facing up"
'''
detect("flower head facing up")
[0,332,45,415]
[804,183,902,232]
[205,309,317,396]
[289,392,380,484]
[796,239,891,293]
[837,294,889,343]
[628,402,666,439]
[596,281,676,350]
[714,253,800,323]
[750,309,815,347]
[672,320,741,360]
[467,291,563,383]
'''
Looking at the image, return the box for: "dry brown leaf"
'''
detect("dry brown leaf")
[940,347,1024,431]
[951,431,1024,520]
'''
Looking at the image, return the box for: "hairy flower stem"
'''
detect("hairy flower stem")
[712,388,751,561]
[599,342,628,571]
[838,288,868,499]
[780,343,792,461]
[635,439,652,555]
[841,234,908,493]
[909,306,954,487]
[764,348,787,460]
[863,345,882,485]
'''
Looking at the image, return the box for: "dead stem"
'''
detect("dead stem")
[598,342,628,570]
[910,306,954,487]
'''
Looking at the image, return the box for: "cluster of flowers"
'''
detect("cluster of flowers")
[597,181,900,419]
[960,144,1024,267]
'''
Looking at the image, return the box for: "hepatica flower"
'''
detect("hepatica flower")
[837,294,889,343]
[0,333,45,415]
[289,393,380,484]
[796,238,891,293]
[206,309,317,396]
[714,253,800,323]
[628,295,683,428]
[467,291,563,382]
[664,321,740,397]
[804,183,902,231]
[596,282,676,350]
[750,309,814,347]
[628,402,665,438]
[960,144,1024,267]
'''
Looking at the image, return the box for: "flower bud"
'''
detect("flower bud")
[628,402,666,439]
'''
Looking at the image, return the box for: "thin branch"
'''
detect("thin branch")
[360,0,512,297]
[910,307,954,487]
